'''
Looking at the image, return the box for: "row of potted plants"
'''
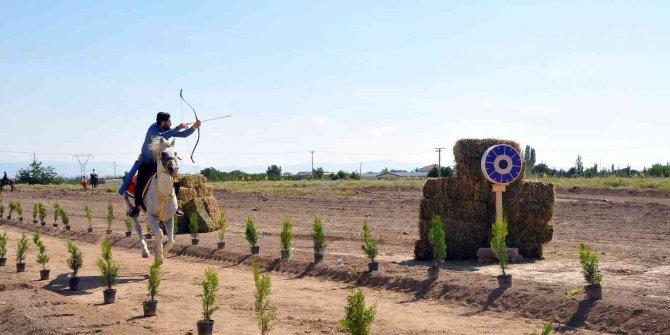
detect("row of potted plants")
[2,200,117,234]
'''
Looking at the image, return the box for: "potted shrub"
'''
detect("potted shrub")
[190,212,200,245]
[312,217,326,263]
[253,261,276,334]
[106,202,115,234]
[579,243,603,300]
[216,211,227,250]
[339,288,376,335]
[197,267,219,335]
[280,218,293,260]
[61,210,71,231]
[361,220,379,272]
[124,216,133,237]
[15,201,23,222]
[85,205,93,232]
[97,238,120,304]
[32,203,39,223]
[245,216,259,255]
[143,261,161,316]
[16,233,29,272]
[38,203,47,226]
[53,203,62,227]
[491,218,511,288]
[8,201,16,220]
[0,231,7,266]
[33,232,50,280]
[531,322,554,335]
[67,241,84,290]
[427,215,445,279]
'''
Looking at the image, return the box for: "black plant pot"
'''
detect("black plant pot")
[69,277,81,291]
[280,249,291,260]
[33,219,38,224]
[125,231,132,237]
[106,229,112,235]
[585,284,602,300]
[65,225,71,231]
[53,223,58,228]
[145,234,153,240]
[197,320,214,335]
[191,238,200,246]
[87,227,93,232]
[103,288,117,304]
[217,242,226,250]
[40,269,50,280]
[19,218,23,222]
[6,216,10,220]
[497,274,513,288]
[40,222,46,226]
[314,253,324,263]
[427,266,439,280]
[250,246,260,255]
[16,263,26,272]
[143,300,158,316]
[368,261,379,272]
[0,258,6,266]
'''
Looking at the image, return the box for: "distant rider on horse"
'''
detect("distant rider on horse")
[127,112,201,218]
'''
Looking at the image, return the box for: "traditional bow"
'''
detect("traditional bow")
[179,89,200,163]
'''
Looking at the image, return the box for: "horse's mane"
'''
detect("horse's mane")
[148,137,167,159]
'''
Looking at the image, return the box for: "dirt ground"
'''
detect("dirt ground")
[0,185,668,334]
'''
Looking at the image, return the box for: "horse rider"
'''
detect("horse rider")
[2,172,8,183]
[127,112,202,218]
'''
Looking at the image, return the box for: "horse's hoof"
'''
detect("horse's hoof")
[142,250,149,258]
[164,241,175,254]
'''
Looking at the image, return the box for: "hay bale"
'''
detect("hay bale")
[201,196,221,226]
[443,178,491,201]
[181,198,214,233]
[443,199,491,221]
[422,179,445,199]
[453,139,525,181]
[196,184,214,197]
[178,187,196,203]
[181,174,208,189]
[414,239,433,260]
[419,199,444,221]
[418,219,431,241]
[444,218,490,260]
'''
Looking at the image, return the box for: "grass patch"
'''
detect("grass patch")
[527,177,670,191]
[210,179,426,197]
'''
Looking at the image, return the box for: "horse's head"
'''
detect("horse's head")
[149,137,180,178]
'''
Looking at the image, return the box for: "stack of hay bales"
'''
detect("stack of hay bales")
[414,139,554,260]
[176,174,220,234]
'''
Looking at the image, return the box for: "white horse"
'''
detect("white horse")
[122,137,179,263]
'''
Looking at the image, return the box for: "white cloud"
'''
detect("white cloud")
[312,116,328,124]
[369,126,397,135]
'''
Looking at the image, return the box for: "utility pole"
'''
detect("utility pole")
[73,154,93,179]
[311,150,315,178]
[435,147,445,178]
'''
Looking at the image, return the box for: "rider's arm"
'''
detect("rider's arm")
[169,126,196,138]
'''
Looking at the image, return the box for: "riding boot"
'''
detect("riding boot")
[173,180,184,217]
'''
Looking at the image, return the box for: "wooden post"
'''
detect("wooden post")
[492,184,506,223]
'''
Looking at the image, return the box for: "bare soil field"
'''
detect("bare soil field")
[0,185,668,334]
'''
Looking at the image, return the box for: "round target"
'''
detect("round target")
[480,144,523,185]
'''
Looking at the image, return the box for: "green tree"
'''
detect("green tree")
[280,218,293,253]
[266,165,282,181]
[245,216,258,247]
[579,243,603,285]
[314,167,324,179]
[15,160,59,184]
[253,261,276,334]
[312,217,326,255]
[491,219,509,276]
[96,238,119,290]
[361,220,378,262]
[428,215,446,268]
[524,145,536,173]
[199,267,220,323]
[575,155,584,176]
[339,288,376,335]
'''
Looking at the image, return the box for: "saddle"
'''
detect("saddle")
[126,172,155,204]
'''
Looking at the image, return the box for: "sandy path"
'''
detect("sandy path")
[0,226,607,335]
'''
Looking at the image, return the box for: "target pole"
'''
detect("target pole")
[492,184,506,223]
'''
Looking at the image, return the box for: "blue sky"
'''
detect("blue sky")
[1,1,669,176]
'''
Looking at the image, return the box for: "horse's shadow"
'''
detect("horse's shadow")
[43,273,149,296]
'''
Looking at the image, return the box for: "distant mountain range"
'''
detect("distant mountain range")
[0,160,435,178]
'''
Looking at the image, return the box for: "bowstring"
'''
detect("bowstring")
[180,95,192,162]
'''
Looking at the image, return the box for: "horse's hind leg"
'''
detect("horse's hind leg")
[124,195,149,258]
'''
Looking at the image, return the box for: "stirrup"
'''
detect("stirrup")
[175,209,184,217]
[127,207,140,218]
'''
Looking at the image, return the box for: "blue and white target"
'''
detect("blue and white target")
[480,144,523,185]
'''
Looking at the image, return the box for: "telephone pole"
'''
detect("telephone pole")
[435,147,445,178]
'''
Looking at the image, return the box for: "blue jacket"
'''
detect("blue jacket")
[140,123,196,163]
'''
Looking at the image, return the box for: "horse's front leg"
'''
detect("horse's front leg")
[163,216,175,257]
[148,215,164,264]
[133,216,150,258]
